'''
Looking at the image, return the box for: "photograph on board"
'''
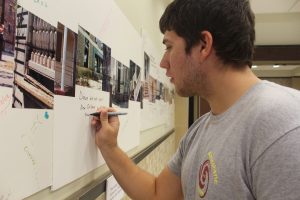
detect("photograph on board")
[142,52,157,103]
[0,0,16,88]
[155,82,174,104]
[144,52,150,81]
[155,80,164,101]
[76,25,111,92]
[163,85,175,104]
[12,5,56,109]
[129,60,143,107]
[147,75,157,103]
[160,83,169,104]
[142,52,150,102]
[54,22,78,97]
[110,57,130,108]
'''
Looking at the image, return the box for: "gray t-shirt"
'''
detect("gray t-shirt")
[169,81,300,199]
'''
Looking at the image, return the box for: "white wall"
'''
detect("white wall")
[114,0,171,56]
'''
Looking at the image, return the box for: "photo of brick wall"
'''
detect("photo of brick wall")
[0,0,16,88]
[54,22,77,97]
[129,60,142,104]
[12,5,56,109]
[110,57,130,108]
[76,25,111,93]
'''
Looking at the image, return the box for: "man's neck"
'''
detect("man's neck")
[207,66,260,115]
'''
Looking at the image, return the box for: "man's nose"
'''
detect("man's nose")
[160,54,169,69]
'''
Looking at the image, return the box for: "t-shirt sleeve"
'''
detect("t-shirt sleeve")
[168,135,186,177]
[167,115,208,178]
[251,126,300,199]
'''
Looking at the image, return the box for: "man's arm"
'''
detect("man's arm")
[92,108,183,200]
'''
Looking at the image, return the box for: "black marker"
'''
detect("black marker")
[87,111,127,117]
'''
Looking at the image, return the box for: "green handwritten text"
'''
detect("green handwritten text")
[33,0,48,8]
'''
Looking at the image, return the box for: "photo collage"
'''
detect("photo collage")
[0,1,174,110]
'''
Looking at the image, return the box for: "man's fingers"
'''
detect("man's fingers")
[93,107,118,130]
[100,109,109,126]
[107,107,117,112]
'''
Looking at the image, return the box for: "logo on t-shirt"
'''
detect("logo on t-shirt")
[197,151,219,198]
[197,159,210,198]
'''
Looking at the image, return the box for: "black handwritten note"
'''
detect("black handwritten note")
[75,85,110,113]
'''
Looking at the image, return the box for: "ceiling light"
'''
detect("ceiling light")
[273,65,280,68]
[252,65,257,69]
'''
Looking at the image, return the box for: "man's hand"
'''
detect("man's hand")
[91,108,183,200]
[91,107,120,151]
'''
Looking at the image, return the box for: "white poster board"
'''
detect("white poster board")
[52,86,109,190]
[0,0,174,197]
[0,88,53,200]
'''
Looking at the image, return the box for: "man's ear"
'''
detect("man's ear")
[199,31,213,63]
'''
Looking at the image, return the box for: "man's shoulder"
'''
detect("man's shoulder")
[250,81,300,134]
[181,112,210,142]
[251,81,300,114]
[245,81,300,165]
[189,112,210,132]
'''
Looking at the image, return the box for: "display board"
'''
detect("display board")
[0,0,174,199]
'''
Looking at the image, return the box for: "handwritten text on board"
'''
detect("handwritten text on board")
[78,90,104,111]
[33,0,48,8]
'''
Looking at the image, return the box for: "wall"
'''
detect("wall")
[258,76,300,90]
[292,77,300,90]
[19,0,178,199]
[174,94,189,146]
[253,66,300,89]
[255,12,300,45]
[110,1,186,199]
[114,0,171,56]
[113,0,189,148]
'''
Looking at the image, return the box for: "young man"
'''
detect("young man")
[92,0,300,199]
